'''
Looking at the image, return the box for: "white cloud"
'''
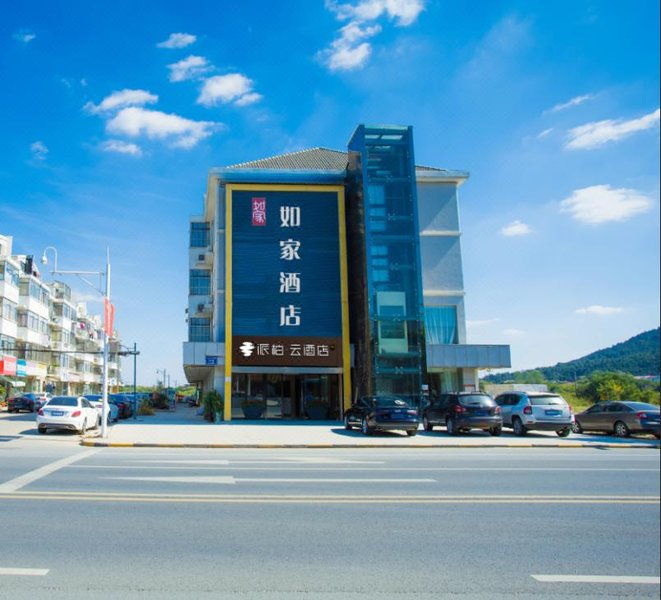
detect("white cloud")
[546,93,595,114]
[197,74,261,107]
[559,184,653,224]
[106,107,216,149]
[320,22,381,71]
[320,0,424,72]
[30,141,48,160]
[565,108,660,150]
[575,305,624,316]
[537,128,553,139]
[13,29,36,44]
[467,318,500,328]
[100,139,142,156]
[168,55,211,82]
[234,92,263,107]
[328,0,425,26]
[503,328,526,337]
[157,33,196,49]
[84,89,158,114]
[500,220,532,237]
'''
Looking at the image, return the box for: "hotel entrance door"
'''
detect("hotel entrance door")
[230,373,340,420]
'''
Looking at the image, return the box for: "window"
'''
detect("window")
[0,334,15,353]
[424,306,458,344]
[1,298,18,322]
[189,269,211,296]
[189,317,211,342]
[0,262,19,287]
[190,222,210,248]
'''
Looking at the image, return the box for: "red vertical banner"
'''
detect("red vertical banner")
[104,298,115,336]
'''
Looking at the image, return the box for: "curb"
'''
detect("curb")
[80,440,661,449]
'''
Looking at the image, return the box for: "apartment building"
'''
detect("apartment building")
[183,124,511,420]
[0,234,121,396]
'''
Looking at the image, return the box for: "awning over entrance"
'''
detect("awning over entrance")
[0,376,26,387]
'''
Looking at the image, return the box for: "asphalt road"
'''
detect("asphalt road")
[0,442,658,599]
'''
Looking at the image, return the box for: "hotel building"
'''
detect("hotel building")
[183,124,510,420]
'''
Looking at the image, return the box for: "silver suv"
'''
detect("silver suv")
[494,392,574,437]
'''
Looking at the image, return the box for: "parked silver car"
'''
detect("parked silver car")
[495,391,574,437]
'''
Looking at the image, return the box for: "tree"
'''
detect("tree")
[578,371,649,403]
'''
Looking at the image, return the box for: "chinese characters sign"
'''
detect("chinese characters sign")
[231,188,343,367]
[232,336,342,367]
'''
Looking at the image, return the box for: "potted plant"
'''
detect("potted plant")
[202,390,223,422]
[241,397,265,419]
[305,398,329,420]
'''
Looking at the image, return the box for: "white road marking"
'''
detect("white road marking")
[0,450,99,494]
[0,568,49,576]
[128,459,230,465]
[68,465,657,472]
[532,575,660,584]
[102,476,435,485]
[128,458,383,465]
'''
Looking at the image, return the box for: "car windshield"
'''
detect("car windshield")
[458,394,494,407]
[47,397,78,407]
[529,395,566,406]
[374,397,413,408]
[622,402,660,411]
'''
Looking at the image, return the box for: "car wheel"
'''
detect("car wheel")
[572,421,583,434]
[488,426,502,436]
[614,421,630,438]
[38,425,47,435]
[556,428,571,438]
[423,416,433,432]
[446,417,457,436]
[407,429,418,437]
[512,417,527,436]
[344,414,352,430]
[361,417,372,436]
[29,404,35,413]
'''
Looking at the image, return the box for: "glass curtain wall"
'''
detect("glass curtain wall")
[347,125,427,398]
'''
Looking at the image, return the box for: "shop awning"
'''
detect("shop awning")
[0,376,26,387]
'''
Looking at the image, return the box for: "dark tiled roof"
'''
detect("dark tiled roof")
[227,147,348,171]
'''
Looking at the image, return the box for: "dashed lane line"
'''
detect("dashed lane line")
[532,574,660,584]
[0,568,49,576]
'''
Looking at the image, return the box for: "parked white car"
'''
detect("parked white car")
[83,394,119,423]
[495,391,574,437]
[36,396,101,434]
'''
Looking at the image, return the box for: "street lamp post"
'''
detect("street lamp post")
[41,246,112,438]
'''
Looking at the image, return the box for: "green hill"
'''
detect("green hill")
[485,327,660,383]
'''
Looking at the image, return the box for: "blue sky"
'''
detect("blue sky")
[1,0,659,385]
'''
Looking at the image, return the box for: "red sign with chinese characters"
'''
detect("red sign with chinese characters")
[251,197,266,226]
[0,354,17,376]
[104,299,115,336]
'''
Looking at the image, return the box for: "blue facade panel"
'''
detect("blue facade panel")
[231,189,342,337]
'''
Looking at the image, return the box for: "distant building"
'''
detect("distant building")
[0,234,122,396]
[183,124,510,420]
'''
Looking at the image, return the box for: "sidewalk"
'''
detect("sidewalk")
[80,403,661,449]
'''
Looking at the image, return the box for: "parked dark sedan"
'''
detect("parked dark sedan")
[422,392,502,436]
[7,392,51,413]
[109,394,134,419]
[573,401,660,438]
[344,396,420,436]
[7,395,37,413]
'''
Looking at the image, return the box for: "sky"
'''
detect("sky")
[1,0,659,385]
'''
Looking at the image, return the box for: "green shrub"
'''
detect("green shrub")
[202,390,223,421]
